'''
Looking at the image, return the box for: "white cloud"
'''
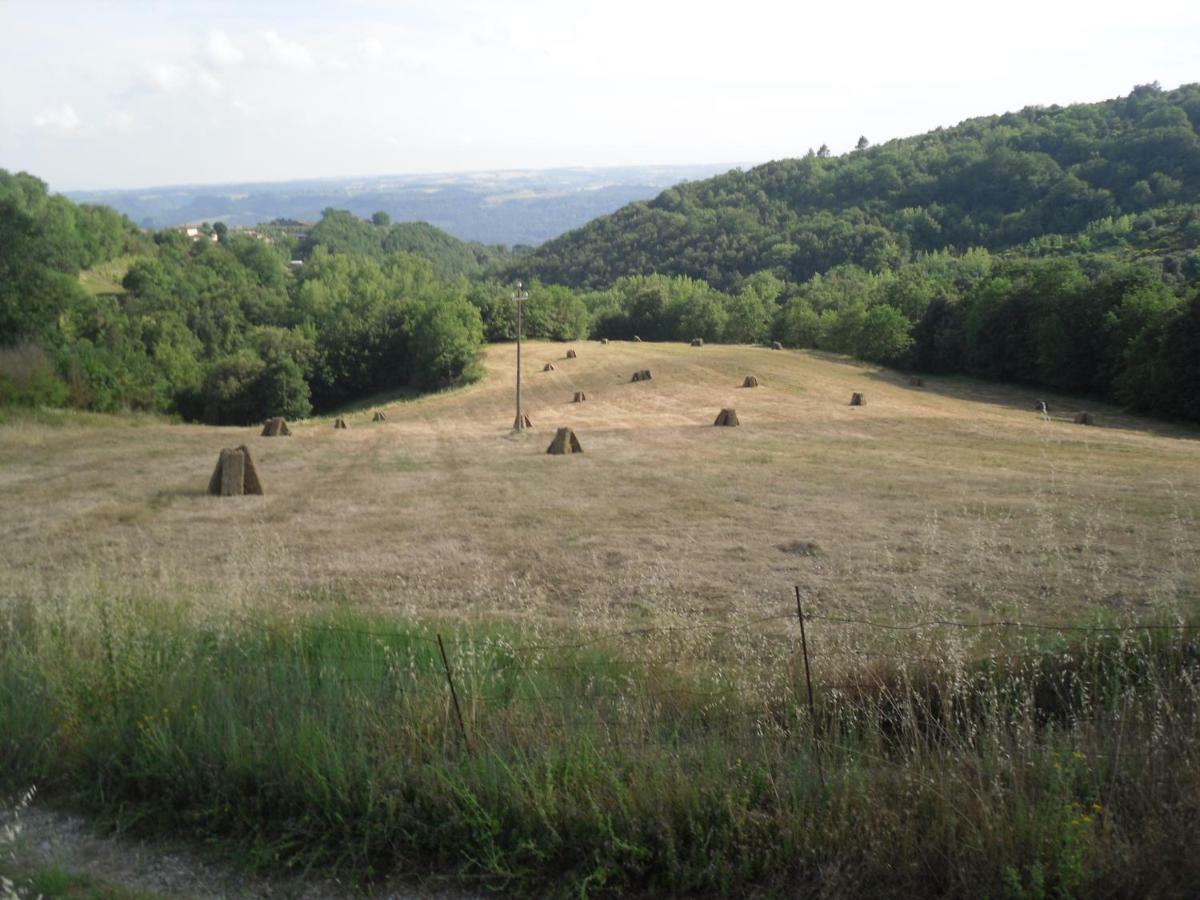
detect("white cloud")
[197,71,222,95]
[146,63,189,93]
[206,30,244,67]
[264,30,314,68]
[105,111,134,133]
[231,99,257,120]
[33,104,80,133]
[363,37,385,61]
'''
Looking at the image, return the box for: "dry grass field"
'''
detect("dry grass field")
[2,339,1196,637]
[5,341,1200,896]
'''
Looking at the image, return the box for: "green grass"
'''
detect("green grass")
[2,596,1198,897]
[0,865,162,899]
[77,256,141,296]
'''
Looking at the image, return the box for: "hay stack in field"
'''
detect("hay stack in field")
[543,363,556,372]
[207,445,264,496]
[261,417,290,436]
[334,418,347,429]
[573,391,587,402]
[850,392,866,406]
[771,341,783,350]
[690,337,704,347]
[631,369,652,382]
[601,338,609,345]
[713,408,740,427]
[546,427,583,454]
[373,411,387,422]
[633,335,642,342]
[514,413,532,429]
[742,375,760,388]
[909,375,924,387]
[565,349,577,359]
[1074,411,1093,425]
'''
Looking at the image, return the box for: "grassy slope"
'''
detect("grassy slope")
[77,256,139,296]
[1,340,1195,628]
[3,344,1199,895]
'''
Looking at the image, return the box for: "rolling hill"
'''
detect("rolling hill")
[4,339,1195,623]
[510,83,1200,291]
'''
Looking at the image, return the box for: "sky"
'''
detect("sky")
[2,0,1198,192]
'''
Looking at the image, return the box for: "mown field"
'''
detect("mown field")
[2,339,1197,623]
[2,341,1199,897]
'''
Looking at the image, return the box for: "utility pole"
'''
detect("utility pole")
[512,280,528,431]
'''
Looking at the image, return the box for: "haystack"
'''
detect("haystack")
[514,413,533,429]
[334,418,347,429]
[1074,411,1093,425]
[601,338,609,345]
[546,427,583,454]
[742,375,760,388]
[207,445,264,496]
[543,363,556,372]
[771,341,783,350]
[909,375,924,387]
[261,417,290,436]
[631,369,652,382]
[565,349,577,359]
[690,337,704,347]
[573,391,587,402]
[713,408,740,427]
[850,392,866,406]
[373,411,387,422]
[633,335,642,342]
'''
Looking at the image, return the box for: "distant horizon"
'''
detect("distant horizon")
[59,159,755,197]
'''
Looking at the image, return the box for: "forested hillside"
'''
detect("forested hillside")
[498,84,1200,421]
[4,85,1200,425]
[0,171,487,423]
[514,83,1200,290]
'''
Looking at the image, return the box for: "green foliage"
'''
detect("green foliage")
[2,601,1198,896]
[509,84,1200,294]
[0,175,485,423]
[301,208,506,281]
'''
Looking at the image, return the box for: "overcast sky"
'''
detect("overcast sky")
[2,0,1198,192]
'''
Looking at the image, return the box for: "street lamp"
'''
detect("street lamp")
[512,280,528,431]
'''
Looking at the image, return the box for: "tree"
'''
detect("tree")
[817,144,831,158]
[855,136,870,151]
[212,221,228,242]
[372,211,391,227]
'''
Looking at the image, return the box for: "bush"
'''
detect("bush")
[0,341,68,408]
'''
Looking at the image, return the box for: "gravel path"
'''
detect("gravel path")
[12,806,470,899]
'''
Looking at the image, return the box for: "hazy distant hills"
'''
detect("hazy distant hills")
[65,163,745,246]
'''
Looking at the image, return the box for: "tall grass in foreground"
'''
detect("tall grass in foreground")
[1,595,1198,897]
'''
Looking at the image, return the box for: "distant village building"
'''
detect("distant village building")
[178,225,218,242]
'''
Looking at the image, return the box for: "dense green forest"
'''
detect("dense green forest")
[0,172,491,423]
[499,83,1200,421]
[3,83,1200,423]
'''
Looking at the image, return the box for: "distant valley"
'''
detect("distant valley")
[65,163,745,246]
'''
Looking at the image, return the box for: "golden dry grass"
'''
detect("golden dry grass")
[1,340,1197,636]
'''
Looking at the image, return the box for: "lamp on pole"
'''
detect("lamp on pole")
[512,280,528,431]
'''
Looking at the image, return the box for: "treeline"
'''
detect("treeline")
[509,83,1200,291]
[775,254,1199,421]
[0,173,485,423]
[466,252,1199,421]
